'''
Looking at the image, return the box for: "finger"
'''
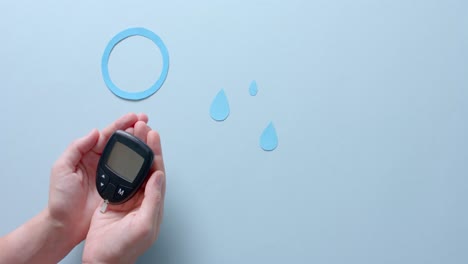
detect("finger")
[125,127,134,134]
[137,113,149,123]
[154,174,166,237]
[147,130,165,173]
[149,130,165,232]
[140,171,165,224]
[134,121,151,144]
[94,113,139,153]
[55,129,99,171]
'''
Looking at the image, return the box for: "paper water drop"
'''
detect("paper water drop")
[249,80,258,96]
[260,122,278,151]
[210,89,230,121]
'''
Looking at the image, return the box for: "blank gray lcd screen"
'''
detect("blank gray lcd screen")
[106,142,144,182]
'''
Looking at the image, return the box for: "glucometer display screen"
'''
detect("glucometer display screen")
[106,142,144,182]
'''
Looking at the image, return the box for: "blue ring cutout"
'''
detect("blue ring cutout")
[101,27,169,101]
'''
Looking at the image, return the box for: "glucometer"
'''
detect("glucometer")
[96,130,154,213]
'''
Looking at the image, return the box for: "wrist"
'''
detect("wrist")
[0,209,77,264]
[43,208,77,245]
[40,209,78,261]
[83,237,139,264]
[82,249,138,264]
[45,206,86,247]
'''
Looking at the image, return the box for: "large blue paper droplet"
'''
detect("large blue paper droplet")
[210,89,230,121]
[249,80,258,96]
[260,122,278,151]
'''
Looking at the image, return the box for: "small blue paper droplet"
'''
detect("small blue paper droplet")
[249,80,258,96]
[210,89,230,121]
[260,122,278,151]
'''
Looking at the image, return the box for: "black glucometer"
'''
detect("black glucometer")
[96,130,154,206]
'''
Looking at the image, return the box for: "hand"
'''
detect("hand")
[47,113,149,246]
[82,121,166,264]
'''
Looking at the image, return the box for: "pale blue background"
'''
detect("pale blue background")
[0,0,467,263]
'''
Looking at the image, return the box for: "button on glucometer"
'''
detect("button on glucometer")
[113,185,133,201]
[103,183,117,200]
[98,172,110,191]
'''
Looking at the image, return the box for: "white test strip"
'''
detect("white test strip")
[100,200,109,213]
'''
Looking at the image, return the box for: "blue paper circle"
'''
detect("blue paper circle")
[101,27,169,101]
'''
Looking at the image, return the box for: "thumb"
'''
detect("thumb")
[54,129,100,171]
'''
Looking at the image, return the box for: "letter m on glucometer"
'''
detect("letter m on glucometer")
[96,130,154,204]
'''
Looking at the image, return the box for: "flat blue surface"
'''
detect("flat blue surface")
[0,1,467,263]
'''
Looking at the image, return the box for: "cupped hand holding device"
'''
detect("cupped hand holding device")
[48,113,150,247]
[52,113,166,262]
[82,120,166,264]
[0,113,165,264]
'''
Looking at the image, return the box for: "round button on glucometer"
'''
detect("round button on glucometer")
[96,130,154,205]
